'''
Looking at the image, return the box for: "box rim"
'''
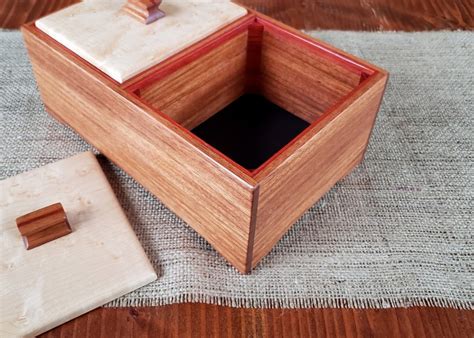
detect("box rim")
[123,13,388,182]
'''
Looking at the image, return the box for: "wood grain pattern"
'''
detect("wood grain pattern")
[139,14,365,127]
[16,202,72,249]
[259,29,362,122]
[0,0,79,29]
[247,13,384,177]
[140,32,248,130]
[3,0,473,30]
[22,22,257,273]
[39,305,474,338]
[245,21,264,94]
[252,71,387,267]
[0,151,156,337]
[237,0,474,31]
[22,11,387,272]
[119,13,386,271]
[248,16,388,264]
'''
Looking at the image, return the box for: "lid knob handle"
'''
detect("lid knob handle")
[122,0,166,25]
[16,203,72,250]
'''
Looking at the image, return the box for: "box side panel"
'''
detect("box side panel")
[259,30,362,123]
[139,32,248,130]
[252,74,387,268]
[22,27,255,273]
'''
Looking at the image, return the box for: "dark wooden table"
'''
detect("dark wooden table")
[2,0,472,336]
[1,0,473,30]
[40,305,473,337]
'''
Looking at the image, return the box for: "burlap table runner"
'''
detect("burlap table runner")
[1,30,472,309]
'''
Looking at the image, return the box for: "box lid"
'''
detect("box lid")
[35,0,247,83]
[0,152,157,337]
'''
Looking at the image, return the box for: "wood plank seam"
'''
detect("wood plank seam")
[245,185,260,273]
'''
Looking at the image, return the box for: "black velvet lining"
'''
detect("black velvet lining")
[192,94,310,170]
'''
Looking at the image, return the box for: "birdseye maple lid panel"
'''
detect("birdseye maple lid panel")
[35,0,248,83]
[0,152,157,337]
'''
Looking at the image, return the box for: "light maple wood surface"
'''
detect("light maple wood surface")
[35,0,247,83]
[0,152,156,337]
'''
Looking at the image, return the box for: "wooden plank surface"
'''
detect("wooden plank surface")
[1,0,473,30]
[40,304,474,337]
[237,0,474,30]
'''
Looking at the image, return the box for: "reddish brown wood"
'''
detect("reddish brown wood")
[39,305,474,337]
[237,0,474,30]
[139,31,249,130]
[2,0,472,30]
[21,9,387,273]
[16,202,71,249]
[245,20,264,94]
[0,0,79,28]
[21,16,257,273]
[121,0,165,25]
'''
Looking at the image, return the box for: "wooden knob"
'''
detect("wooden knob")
[122,0,166,25]
[16,203,72,250]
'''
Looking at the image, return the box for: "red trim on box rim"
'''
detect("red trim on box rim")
[127,15,379,178]
[29,12,381,181]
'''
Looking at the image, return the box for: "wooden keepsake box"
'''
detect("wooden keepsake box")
[22,0,388,273]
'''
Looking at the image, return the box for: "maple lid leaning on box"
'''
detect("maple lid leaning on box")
[35,0,247,83]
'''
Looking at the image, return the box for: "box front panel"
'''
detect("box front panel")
[22,26,256,273]
[252,74,387,268]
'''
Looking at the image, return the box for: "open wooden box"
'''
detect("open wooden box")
[22,5,387,273]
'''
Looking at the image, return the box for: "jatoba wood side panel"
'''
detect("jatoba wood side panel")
[252,73,387,267]
[140,32,248,130]
[22,27,256,273]
[245,21,264,94]
[259,30,362,123]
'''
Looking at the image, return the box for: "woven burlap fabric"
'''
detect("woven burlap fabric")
[1,30,472,309]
